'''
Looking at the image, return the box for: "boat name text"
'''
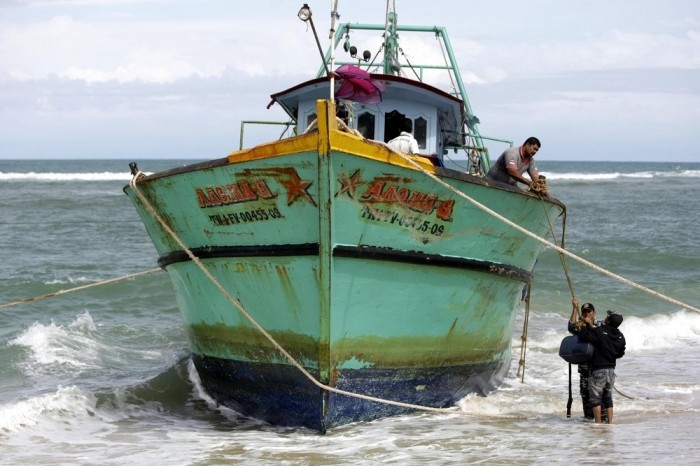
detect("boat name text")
[336,170,454,221]
[360,180,454,221]
[196,179,275,208]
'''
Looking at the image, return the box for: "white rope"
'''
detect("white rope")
[129,174,459,415]
[0,268,161,310]
[127,144,698,417]
[391,151,700,314]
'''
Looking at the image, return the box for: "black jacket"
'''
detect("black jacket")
[578,324,626,369]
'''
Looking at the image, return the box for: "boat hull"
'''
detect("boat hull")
[193,352,506,432]
[167,253,519,431]
[125,104,564,431]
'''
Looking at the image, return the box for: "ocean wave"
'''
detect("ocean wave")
[9,318,93,369]
[0,172,149,181]
[8,311,167,371]
[45,276,94,286]
[0,385,98,432]
[3,168,699,182]
[527,310,700,352]
[541,170,700,181]
[622,310,700,350]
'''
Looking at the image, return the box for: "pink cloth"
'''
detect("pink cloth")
[334,64,385,104]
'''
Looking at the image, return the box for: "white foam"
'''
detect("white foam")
[0,171,155,182]
[540,169,700,181]
[9,319,89,367]
[8,311,164,372]
[522,309,700,353]
[0,172,132,181]
[622,311,700,350]
[186,358,244,422]
[45,276,93,286]
[541,171,622,181]
[0,385,96,432]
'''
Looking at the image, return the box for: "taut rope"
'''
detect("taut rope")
[126,144,695,416]
[128,173,462,416]
[0,268,161,310]
[392,151,700,314]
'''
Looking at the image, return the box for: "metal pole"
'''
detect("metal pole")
[329,0,338,101]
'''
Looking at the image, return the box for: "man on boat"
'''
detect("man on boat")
[487,137,543,189]
[387,118,419,154]
[579,310,626,424]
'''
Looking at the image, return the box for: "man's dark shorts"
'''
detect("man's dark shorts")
[589,368,615,407]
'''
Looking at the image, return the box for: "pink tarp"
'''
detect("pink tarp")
[334,64,385,104]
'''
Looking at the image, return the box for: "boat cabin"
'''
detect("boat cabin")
[269,74,465,161]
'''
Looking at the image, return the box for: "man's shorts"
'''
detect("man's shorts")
[589,368,615,407]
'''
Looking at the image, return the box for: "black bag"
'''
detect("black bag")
[559,334,594,364]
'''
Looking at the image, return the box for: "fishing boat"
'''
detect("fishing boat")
[124,3,565,432]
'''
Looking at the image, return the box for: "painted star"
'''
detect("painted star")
[336,169,365,199]
[279,170,316,206]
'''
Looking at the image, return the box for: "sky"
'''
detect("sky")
[1,0,699,162]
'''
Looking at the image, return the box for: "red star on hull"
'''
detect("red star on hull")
[279,170,316,206]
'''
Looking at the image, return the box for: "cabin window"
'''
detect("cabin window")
[306,112,317,130]
[337,104,350,126]
[414,117,427,150]
[384,111,428,151]
[357,112,375,139]
[383,110,404,142]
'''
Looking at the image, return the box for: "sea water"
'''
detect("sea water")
[1,159,699,465]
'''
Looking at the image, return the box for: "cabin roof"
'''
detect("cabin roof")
[269,74,465,129]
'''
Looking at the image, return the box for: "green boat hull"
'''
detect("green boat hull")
[125,121,564,431]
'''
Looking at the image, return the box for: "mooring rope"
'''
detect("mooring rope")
[127,141,689,416]
[392,151,700,315]
[2,147,673,419]
[393,152,691,407]
[538,196,575,298]
[0,268,161,310]
[518,197,572,383]
[534,192,652,406]
[614,385,647,401]
[129,173,463,416]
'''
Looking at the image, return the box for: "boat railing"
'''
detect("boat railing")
[480,136,515,147]
[239,120,295,150]
[319,22,490,173]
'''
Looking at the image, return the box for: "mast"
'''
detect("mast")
[318,13,491,171]
[382,5,399,75]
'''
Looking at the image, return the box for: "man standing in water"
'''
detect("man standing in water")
[568,299,603,421]
[579,310,626,424]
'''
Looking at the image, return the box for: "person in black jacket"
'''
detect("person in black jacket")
[568,299,603,420]
[579,310,626,424]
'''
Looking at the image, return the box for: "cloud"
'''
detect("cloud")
[453,30,700,87]
[0,0,169,6]
[0,14,316,84]
[1,0,699,160]
[3,5,699,87]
